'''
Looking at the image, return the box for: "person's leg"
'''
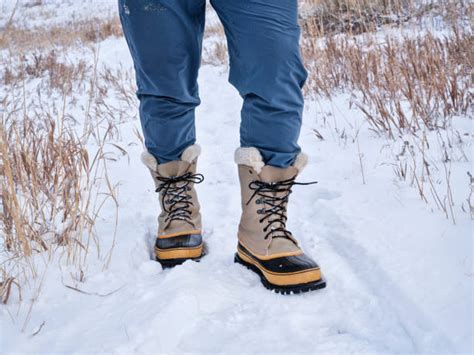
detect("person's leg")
[119,0,206,267]
[211,1,325,293]
[210,0,307,168]
[119,0,206,163]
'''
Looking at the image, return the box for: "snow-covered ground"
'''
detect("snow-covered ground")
[0,0,117,28]
[1,1,473,354]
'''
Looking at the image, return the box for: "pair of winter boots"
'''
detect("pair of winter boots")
[141,145,326,294]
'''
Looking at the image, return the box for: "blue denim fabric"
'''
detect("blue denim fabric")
[119,0,307,168]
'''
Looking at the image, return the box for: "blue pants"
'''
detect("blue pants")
[119,0,307,168]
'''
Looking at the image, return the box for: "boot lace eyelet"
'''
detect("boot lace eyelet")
[246,176,317,241]
[156,172,204,226]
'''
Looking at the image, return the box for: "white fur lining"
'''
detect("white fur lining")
[293,152,308,172]
[141,144,201,171]
[234,147,265,174]
[141,151,158,171]
[234,147,308,173]
[181,144,201,163]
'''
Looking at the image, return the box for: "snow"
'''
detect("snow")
[1,2,473,354]
[0,0,117,29]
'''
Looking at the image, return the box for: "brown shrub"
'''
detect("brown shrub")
[303,28,473,135]
[0,17,122,50]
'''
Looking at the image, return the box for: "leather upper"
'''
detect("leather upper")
[237,164,301,256]
[143,146,202,239]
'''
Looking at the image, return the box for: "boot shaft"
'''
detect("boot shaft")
[142,145,202,237]
[235,147,308,256]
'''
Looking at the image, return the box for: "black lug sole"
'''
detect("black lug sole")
[234,253,327,294]
[156,256,202,268]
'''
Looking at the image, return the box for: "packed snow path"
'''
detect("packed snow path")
[2,39,472,354]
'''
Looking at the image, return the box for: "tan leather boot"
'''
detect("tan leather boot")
[142,144,204,267]
[234,147,326,294]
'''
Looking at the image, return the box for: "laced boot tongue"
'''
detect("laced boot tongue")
[259,166,298,183]
[157,160,192,178]
[257,166,300,253]
[156,160,198,230]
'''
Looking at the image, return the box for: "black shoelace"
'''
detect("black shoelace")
[246,176,317,240]
[155,172,204,227]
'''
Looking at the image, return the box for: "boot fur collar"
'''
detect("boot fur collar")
[141,144,201,171]
[234,147,308,174]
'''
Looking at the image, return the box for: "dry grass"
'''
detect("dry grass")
[202,20,228,66]
[303,28,473,135]
[0,47,132,304]
[300,0,413,36]
[298,0,473,134]
[0,17,122,51]
[0,1,140,299]
[202,40,228,66]
[3,50,89,95]
[298,0,472,220]
[1,106,97,267]
[299,0,470,36]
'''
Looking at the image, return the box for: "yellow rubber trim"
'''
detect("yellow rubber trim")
[237,249,322,286]
[158,229,201,239]
[155,244,203,260]
[238,241,303,260]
